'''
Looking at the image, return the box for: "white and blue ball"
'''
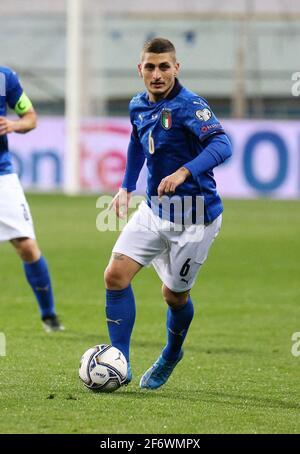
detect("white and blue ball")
[79,344,127,392]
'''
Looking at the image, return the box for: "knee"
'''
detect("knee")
[104,265,130,290]
[162,285,189,310]
[13,239,41,263]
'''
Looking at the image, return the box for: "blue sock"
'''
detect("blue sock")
[162,296,194,361]
[23,256,56,320]
[105,285,136,364]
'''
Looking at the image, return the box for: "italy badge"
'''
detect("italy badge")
[161,109,172,130]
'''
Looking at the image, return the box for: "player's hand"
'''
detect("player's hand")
[109,188,132,218]
[157,167,191,197]
[0,117,15,135]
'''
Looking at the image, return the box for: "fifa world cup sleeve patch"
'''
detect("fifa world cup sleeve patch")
[14,92,33,115]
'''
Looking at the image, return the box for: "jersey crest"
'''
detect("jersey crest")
[161,109,172,130]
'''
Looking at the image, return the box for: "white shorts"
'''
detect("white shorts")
[0,173,35,242]
[113,201,222,292]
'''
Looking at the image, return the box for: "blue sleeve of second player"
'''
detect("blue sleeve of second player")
[6,69,23,109]
[121,128,145,192]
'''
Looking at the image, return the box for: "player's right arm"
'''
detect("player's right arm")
[110,123,145,218]
[109,188,132,219]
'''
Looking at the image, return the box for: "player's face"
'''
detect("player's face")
[138,52,180,102]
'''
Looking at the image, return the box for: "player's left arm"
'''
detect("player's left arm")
[0,69,37,136]
[157,101,232,196]
[0,92,37,136]
[182,133,232,181]
[157,166,191,197]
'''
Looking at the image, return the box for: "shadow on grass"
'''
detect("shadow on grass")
[136,339,254,355]
[116,387,300,411]
[200,390,300,411]
[31,332,106,345]
[32,332,254,356]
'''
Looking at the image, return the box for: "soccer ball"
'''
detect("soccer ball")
[79,344,128,392]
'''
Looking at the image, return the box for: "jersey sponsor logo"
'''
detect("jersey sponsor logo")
[195,108,212,122]
[115,351,126,364]
[161,108,172,130]
[106,318,122,325]
[201,123,222,133]
[168,327,186,337]
[180,278,189,284]
[35,285,49,292]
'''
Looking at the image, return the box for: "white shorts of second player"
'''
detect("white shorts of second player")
[113,201,222,292]
[0,173,36,242]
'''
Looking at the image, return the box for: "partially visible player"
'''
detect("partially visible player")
[103,38,232,389]
[0,66,64,332]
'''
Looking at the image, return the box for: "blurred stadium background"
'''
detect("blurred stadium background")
[1,0,299,197]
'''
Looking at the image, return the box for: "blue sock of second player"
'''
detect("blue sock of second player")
[23,255,56,320]
[105,285,136,364]
[162,296,194,361]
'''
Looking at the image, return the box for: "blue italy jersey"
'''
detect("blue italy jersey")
[0,66,23,175]
[122,79,232,224]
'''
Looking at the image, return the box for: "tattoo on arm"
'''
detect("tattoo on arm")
[112,253,125,261]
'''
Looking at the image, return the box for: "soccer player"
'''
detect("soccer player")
[104,38,232,388]
[0,66,64,332]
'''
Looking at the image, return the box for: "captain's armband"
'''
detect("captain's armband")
[14,92,33,115]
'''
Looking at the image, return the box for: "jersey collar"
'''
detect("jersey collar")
[146,78,183,105]
[165,78,183,101]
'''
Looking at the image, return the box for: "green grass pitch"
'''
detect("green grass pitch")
[0,195,299,434]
